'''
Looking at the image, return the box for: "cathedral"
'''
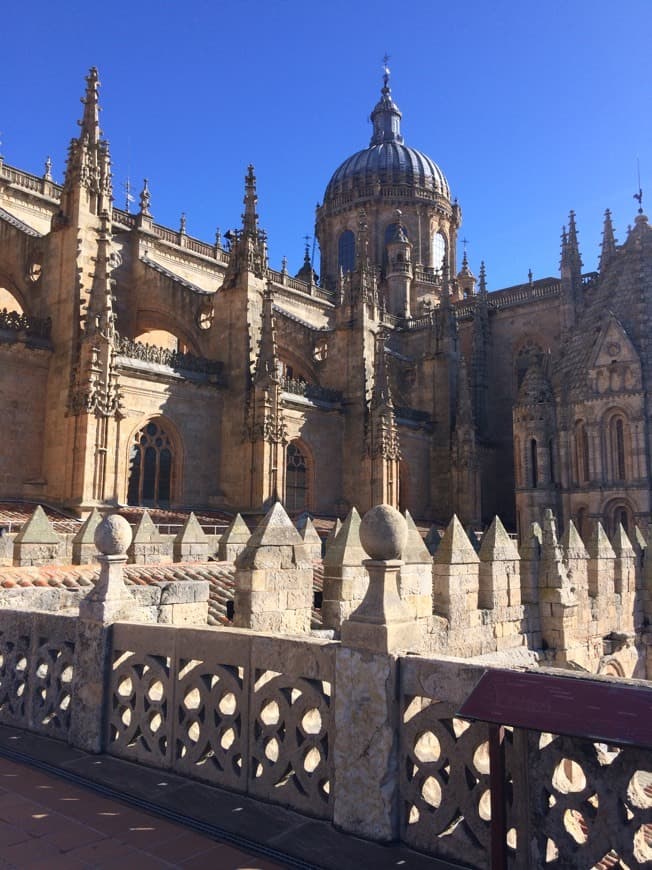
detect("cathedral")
[1,66,651,541]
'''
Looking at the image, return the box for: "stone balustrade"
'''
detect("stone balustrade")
[0,506,647,867]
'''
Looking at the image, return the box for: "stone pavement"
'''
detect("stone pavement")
[0,724,466,870]
[0,755,283,869]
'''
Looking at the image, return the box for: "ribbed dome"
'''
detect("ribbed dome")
[324,142,449,201]
[323,70,450,202]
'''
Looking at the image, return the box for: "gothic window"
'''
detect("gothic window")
[530,439,538,488]
[127,420,174,507]
[548,438,555,484]
[574,421,590,484]
[514,436,521,486]
[338,230,355,273]
[431,231,446,273]
[285,442,309,513]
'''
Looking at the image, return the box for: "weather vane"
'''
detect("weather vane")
[382,53,391,87]
[634,158,644,214]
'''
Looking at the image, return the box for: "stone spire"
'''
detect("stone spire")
[371,330,393,412]
[365,331,400,506]
[242,164,259,237]
[70,211,122,419]
[478,260,487,296]
[599,208,617,273]
[254,282,279,385]
[63,67,112,215]
[369,59,403,146]
[560,212,583,330]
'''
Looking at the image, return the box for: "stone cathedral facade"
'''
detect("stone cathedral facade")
[1,67,651,541]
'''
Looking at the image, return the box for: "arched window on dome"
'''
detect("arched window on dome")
[338,230,355,274]
[127,419,175,508]
[431,231,446,273]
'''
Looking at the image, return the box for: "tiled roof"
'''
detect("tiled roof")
[140,255,213,296]
[0,502,81,534]
[553,218,652,397]
[0,207,41,237]
[0,559,325,629]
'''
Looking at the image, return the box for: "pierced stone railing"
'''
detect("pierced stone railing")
[0,610,76,740]
[108,623,335,819]
[115,335,223,378]
[280,376,343,404]
[0,595,647,866]
[0,308,52,339]
[400,656,652,870]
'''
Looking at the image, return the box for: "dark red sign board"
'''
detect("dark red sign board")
[458,670,652,749]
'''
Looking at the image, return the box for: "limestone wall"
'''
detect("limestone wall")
[0,343,49,498]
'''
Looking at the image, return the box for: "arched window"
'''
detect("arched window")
[338,230,355,273]
[514,436,521,486]
[604,499,634,538]
[606,414,628,481]
[548,438,555,484]
[285,442,309,513]
[127,420,174,507]
[530,439,538,488]
[614,506,629,534]
[0,286,24,314]
[431,231,446,273]
[574,421,590,484]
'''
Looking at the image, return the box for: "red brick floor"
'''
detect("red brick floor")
[0,756,286,869]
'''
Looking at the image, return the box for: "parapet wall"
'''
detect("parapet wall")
[0,603,647,868]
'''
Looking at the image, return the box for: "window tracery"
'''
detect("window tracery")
[127,420,175,507]
[285,441,309,513]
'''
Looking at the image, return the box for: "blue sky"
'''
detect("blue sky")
[1,0,650,289]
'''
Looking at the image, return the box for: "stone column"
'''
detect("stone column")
[334,505,416,843]
[69,514,133,754]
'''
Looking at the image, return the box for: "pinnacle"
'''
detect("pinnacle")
[14,505,60,545]
[433,514,479,565]
[72,508,102,544]
[402,510,431,563]
[242,501,302,550]
[561,519,588,560]
[131,511,162,543]
[175,512,207,545]
[220,513,251,545]
[587,521,615,559]
[612,523,635,556]
[298,516,321,547]
[479,516,519,562]
[424,525,442,556]
[323,518,342,560]
[323,507,366,567]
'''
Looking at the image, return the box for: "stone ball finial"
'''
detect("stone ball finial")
[94,514,132,556]
[360,504,407,561]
